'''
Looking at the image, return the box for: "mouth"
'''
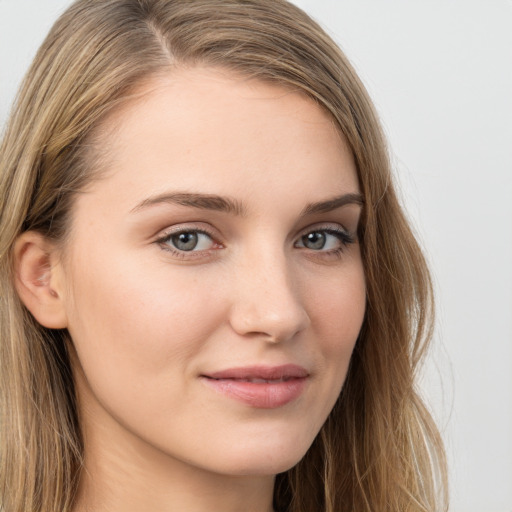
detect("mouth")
[204,364,309,380]
[200,364,309,408]
[211,377,296,383]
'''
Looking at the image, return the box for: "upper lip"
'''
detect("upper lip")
[203,364,309,381]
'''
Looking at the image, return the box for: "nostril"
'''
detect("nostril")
[229,257,310,341]
[229,300,310,343]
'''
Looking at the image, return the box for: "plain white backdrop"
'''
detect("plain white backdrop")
[1,1,511,511]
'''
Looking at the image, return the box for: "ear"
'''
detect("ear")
[13,231,68,329]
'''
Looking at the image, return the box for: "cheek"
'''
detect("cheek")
[64,252,229,451]
[304,257,366,416]
[64,250,224,386]
[308,261,366,352]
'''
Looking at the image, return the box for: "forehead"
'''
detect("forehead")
[79,67,359,217]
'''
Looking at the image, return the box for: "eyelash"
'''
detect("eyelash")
[295,227,355,259]
[155,225,355,260]
[155,226,221,260]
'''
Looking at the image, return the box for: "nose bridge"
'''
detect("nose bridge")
[229,240,310,342]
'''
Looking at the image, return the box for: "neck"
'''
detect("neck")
[74,460,275,512]
[72,386,275,512]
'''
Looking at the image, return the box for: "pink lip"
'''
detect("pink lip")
[200,364,309,409]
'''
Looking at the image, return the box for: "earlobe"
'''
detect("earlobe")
[13,231,68,329]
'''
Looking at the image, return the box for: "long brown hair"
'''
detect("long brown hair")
[0,1,448,510]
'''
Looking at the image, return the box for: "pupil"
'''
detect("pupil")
[173,232,198,251]
[304,232,326,250]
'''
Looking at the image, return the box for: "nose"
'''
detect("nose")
[228,249,310,343]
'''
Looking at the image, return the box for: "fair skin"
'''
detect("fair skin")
[15,67,366,512]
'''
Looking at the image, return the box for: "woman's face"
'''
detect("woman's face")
[58,67,366,477]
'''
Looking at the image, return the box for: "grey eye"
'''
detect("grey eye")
[296,228,352,252]
[171,232,199,251]
[301,232,327,250]
[165,231,214,252]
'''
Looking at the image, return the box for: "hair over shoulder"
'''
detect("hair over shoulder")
[0,1,448,510]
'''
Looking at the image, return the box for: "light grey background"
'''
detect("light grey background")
[1,1,511,511]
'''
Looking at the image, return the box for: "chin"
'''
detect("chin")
[204,434,314,477]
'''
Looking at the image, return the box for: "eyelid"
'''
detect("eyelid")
[155,222,221,242]
[294,223,356,255]
[154,223,224,258]
[295,222,353,240]
[152,221,356,261]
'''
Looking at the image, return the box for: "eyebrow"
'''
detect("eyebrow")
[130,192,247,216]
[130,191,363,216]
[301,193,364,215]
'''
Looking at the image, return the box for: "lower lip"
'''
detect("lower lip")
[201,377,307,408]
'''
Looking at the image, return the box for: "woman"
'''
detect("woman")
[0,1,448,511]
